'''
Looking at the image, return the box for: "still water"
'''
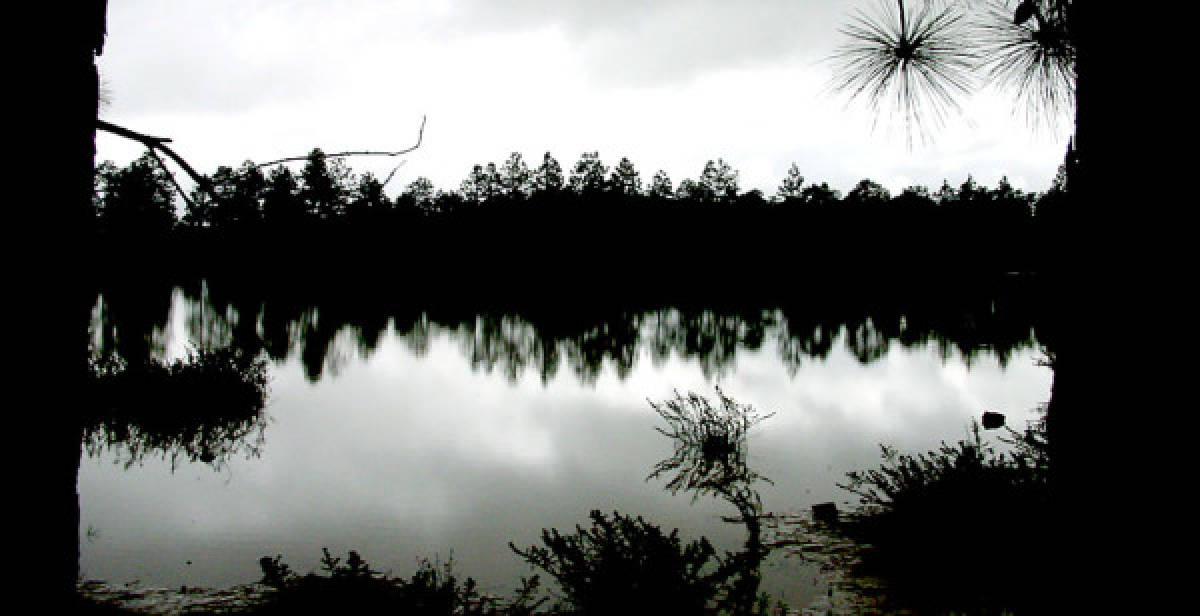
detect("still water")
[79,282,1051,606]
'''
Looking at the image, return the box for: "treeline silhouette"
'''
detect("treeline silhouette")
[92,150,1061,274]
[90,271,1043,384]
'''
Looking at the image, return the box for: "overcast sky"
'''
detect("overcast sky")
[95,0,1070,197]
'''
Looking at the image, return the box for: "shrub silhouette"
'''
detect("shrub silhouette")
[509,510,726,614]
[836,415,1053,612]
[255,549,542,615]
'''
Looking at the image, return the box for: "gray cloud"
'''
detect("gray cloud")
[440,1,848,85]
[95,0,1067,198]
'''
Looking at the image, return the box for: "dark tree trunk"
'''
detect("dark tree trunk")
[1043,3,1142,610]
[16,2,106,608]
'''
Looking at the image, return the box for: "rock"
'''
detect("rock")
[982,411,1005,429]
[812,502,839,525]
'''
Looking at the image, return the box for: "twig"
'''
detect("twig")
[254,115,427,168]
[380,161,407,189]
[142,147,200,212]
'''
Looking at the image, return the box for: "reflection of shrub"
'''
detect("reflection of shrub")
[837,416,1052,612]
[646,389,776,613]
[510,510,727,614]
[255,549,542,615]
[647,388,774,503]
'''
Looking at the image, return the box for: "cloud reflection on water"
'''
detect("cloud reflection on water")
[79,309,1050,606]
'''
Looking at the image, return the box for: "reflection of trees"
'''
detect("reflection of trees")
[107,274,1042,385]
[62,294,271,608]
[87,278,271,468]
[90,278,176,364]
[647,309,771,379]
[86,348,269,469]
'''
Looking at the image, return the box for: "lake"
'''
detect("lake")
[78,275,1052,608]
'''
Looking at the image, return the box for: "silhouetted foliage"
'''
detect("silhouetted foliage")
[533,152,565,194]
[567,151,608,195]
[774,163,805,202]
[500,152,533,200]
[92,147,1050,273]
[833,412,1053,612]
[648,170,674,200]
[509,510,725,615]
[698,159,739,203]
[300,148,354,221]
[831,0,1076,142]
[255,549,543,615]
[93,154,177,237]
[608,157,642,197]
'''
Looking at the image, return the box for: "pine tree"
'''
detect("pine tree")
[609,157,642,196]
[460,164,487,205]
[500,152,532,199]
[300,148,352,221]
[649,171,674,200]
[533,152,564,194]
[775,163,805,202]
[482,162,504,202]
[403,177,435,209]
[262,166,302,227]
[568,152,608,195]
[697,159,738,203]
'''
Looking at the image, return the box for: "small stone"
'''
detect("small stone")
[982,411,1005,429]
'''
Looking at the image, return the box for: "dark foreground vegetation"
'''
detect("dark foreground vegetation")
[248,389,784,615]
[78,380,1053,614]
[91,148,1069,275]
[835,412,1054,613]
[253,549,543,615]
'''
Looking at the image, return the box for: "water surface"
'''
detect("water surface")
[79,281,1051,605]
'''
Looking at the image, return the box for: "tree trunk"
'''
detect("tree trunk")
[16,2,106,607]
[1044,2,1142,610]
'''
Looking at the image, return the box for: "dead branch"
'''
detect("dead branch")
[142,147,199,211]
[96,114,427,209]
[96,120,211,190]
[96,119,212,210]
[254,115,426,168]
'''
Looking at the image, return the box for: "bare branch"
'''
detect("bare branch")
[96,119,212,192]
[95,114,427,210]
[96,119,215,208]
[142,147,199,212]
[254,115,427,168]
[380,160,408,189]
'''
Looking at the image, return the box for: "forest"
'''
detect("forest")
[91,148,1070,274]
